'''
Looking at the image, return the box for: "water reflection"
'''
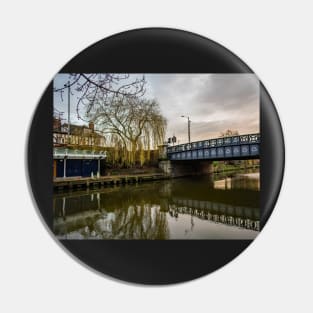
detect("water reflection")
[53,170,260,239]
[214,172,260,190]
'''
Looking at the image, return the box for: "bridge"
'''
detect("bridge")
[159,133,260,177]
[166,133,260,161]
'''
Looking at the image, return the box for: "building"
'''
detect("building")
[53,117,107,178]
[53,120,105,148]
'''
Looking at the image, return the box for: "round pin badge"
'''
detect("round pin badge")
[27,28,284,284]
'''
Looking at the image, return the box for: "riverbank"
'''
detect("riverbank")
[237,172,259,179]
[212,164,260,173]
[54,165,260,190]
[53,173,169,190]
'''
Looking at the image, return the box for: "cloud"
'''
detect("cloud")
[145,74,259,142]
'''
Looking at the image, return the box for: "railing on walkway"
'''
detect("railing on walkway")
[167,133,260,160]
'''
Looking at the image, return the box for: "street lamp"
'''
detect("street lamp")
[64,81,71,136]
[181,115,191,143]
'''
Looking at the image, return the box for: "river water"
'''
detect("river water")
[53,169,260,240]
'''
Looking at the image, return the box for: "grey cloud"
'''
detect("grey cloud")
[191,74,259,117]
[145,74,259,142]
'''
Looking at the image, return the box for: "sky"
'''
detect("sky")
[54,74,259,144]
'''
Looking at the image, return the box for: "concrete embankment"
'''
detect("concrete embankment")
[236,172,260,179]
[54,173,169,190]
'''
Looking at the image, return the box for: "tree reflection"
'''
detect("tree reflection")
[54,203,169,239]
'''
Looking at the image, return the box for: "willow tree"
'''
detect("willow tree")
[90,96,166,166]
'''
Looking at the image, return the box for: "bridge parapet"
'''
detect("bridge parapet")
[167,133,260,161]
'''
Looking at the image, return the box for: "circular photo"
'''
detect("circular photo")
[28,28,284,284]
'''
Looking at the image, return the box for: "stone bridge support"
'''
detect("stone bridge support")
[159,160,213,177]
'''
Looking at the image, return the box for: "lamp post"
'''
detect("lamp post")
[64,81,71,136]
[181,115,191,143]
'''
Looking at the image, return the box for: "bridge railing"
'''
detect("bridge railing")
[167,133,260,154]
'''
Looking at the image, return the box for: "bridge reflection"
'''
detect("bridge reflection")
[168,199,259,231]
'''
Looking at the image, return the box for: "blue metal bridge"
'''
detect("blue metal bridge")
[166,133,260,161]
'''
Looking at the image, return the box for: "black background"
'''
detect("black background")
[27,28,284,284]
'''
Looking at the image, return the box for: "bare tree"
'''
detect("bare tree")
[219,129,239,137]
[54,74,146,120]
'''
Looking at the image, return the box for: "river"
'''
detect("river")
[53,169,260,240]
